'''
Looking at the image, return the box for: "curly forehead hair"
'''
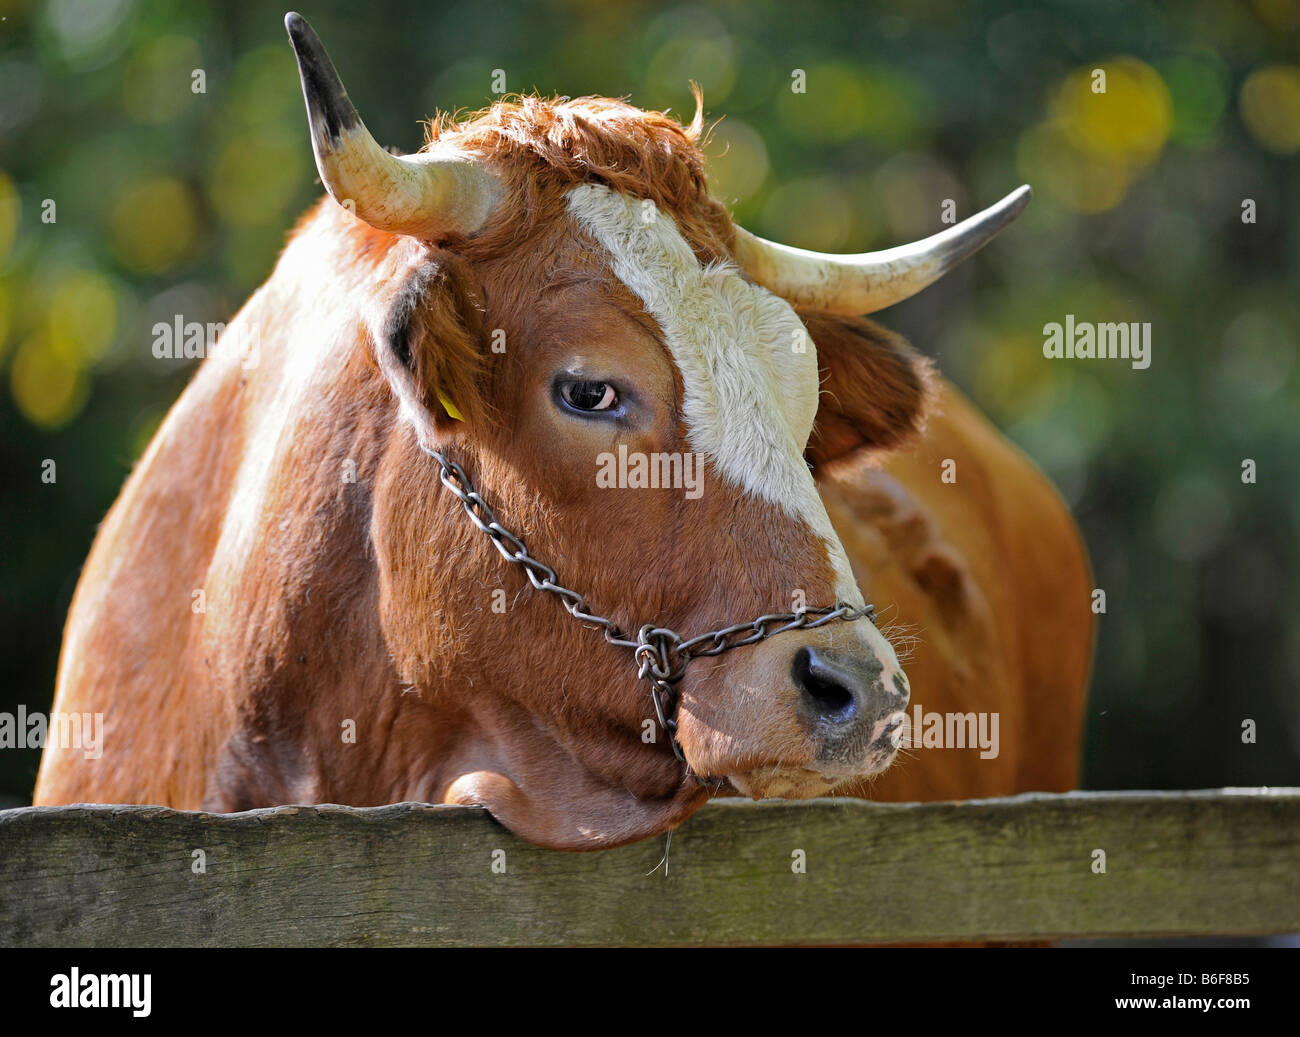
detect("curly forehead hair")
[423,90,737,258]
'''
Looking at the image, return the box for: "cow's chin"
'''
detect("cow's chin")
[724,747,901,800]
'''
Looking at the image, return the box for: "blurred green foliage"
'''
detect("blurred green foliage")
[1,0,1298,802]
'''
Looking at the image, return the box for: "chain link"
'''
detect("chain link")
[422,443,876,763]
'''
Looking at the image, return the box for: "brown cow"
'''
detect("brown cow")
[34,14,1092,849]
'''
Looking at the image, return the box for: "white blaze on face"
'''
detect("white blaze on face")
[565,183,864,607]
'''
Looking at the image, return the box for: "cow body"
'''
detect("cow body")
[35,19,1091,848]
[828,384,1092,802]
[34,196,1090,821]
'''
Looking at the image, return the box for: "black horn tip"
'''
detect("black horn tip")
[283,12,322,57]
[284,10,361,148]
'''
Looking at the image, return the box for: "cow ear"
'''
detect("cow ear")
[802,311,935,473]
[375,252,486,443]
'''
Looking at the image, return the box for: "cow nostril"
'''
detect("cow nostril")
[791,646,859,722]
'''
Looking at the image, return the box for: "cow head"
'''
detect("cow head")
[279,14,1028,848]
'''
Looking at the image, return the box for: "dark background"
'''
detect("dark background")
[1,0,1297,804]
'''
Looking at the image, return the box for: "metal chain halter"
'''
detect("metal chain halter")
[421,443,876,765]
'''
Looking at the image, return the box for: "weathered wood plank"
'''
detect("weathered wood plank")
[0,790,1296,946]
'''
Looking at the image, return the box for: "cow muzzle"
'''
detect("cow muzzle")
[676,623,910,798]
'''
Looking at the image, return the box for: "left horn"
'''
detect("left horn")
[733,185,1032,315]
[284,12,497,239]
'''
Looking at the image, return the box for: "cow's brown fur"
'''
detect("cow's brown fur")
[34,95,1092,849]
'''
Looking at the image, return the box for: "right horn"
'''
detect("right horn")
[733,185,1032,315]
[284,11,497,240]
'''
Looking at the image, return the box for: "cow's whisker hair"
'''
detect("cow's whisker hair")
[646,829,672,877]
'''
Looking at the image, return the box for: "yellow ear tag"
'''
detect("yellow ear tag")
[437,390,465,422]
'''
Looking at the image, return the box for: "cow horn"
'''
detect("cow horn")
[733,185,1032,315]
[284,12,497,239]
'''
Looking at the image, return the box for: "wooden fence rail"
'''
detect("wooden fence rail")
[1,789,1296,946]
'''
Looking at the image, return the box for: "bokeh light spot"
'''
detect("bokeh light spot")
[1218,308,1295,402]
[1159,52,1229,146]
[47,271,118,364]
[122,35,201,124]
[11,333,89,429]
[647,35,736,107]
[208,132,304,228]
[1017,121,1131,213]
[1021,58,1172,212]
[1240,65,1300,154]
[703,118,769,205]
[778,63,927,147]
[108,177,201,274]
[760,176,856,251]
[1053,58,1172,166]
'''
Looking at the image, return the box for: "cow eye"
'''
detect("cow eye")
[558,380,618,413]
